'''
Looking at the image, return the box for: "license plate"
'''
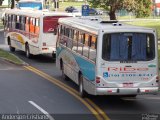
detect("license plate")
[123,83,133,87]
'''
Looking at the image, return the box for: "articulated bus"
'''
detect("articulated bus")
[3,9,71,58]
[56,17,159,97]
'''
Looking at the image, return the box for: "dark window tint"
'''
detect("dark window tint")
[102,33,155,61]
[43,16,69,33]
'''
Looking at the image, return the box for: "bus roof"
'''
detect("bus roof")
[4,9,73,18]
[58,17,155,35]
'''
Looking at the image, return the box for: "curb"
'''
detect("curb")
[0,57,29,66]
[0,50,29,66]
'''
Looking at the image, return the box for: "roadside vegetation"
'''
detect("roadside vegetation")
[125,20,160,40]
[0,49,24,65]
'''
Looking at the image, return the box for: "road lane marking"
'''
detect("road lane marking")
[29,101,55,120]
[24,66,109,120]
[26,66,79,95]
[85,98,110,120]
[25,66,102,120]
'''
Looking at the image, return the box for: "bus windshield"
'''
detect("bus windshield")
[102,33,155,61]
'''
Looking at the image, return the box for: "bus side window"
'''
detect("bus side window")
[102,34,111,60]
[72,30,78,52]
[59,26,67,46]
[146,35,155,60]
[30,18,35,33]
[66,28,72,49]
[60,25,63,35]
[25,17,30,33]
[8,14,12,29]
[65,28,70,37]
[19,16,22,30]
[77,32,83,55]
[83,34,89,58]
[89,36,97,62]
[35,18,40,35]
[4,14,7,27]
[21,16,25,31]
[11,15,16,29]
[4,14,8,30]
[16,15,20,29]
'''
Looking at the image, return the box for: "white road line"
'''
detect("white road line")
[28,101,55,120]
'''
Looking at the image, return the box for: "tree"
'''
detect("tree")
[88,0,151,20]
[11,0,15,9]
[134,0,152,18]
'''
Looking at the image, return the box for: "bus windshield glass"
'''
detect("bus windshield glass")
[102,33,155,61]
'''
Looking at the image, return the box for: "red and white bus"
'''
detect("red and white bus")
[3,9,72,58]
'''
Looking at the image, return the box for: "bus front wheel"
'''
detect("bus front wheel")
[61,62,67,80]
[25,44,31,58]
[79,74,87,98]
[8,39,15,52]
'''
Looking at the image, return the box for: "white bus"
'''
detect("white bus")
[56,17,159,97]
[3,9,71,58]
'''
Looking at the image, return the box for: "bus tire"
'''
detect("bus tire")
[52,53,56,59]
[61,61,68,80]
[8,38,15,52]
[79,74,87,98]
[25,44,31,58]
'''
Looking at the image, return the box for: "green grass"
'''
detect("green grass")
[0,49,24,65]
[125,20,160,40]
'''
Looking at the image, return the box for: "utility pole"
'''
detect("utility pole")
[11,0,14,9]
[54,0,59,11]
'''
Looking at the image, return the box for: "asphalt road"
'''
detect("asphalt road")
[0,32,97,120]
[0,31,160,120]
[0,57,97,120]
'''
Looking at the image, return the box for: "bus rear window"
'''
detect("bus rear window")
[102,33,155,61]
[43,16,68,33]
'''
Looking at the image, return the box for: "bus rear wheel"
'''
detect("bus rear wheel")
[79,74,87,98]
[25,44,31,58]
